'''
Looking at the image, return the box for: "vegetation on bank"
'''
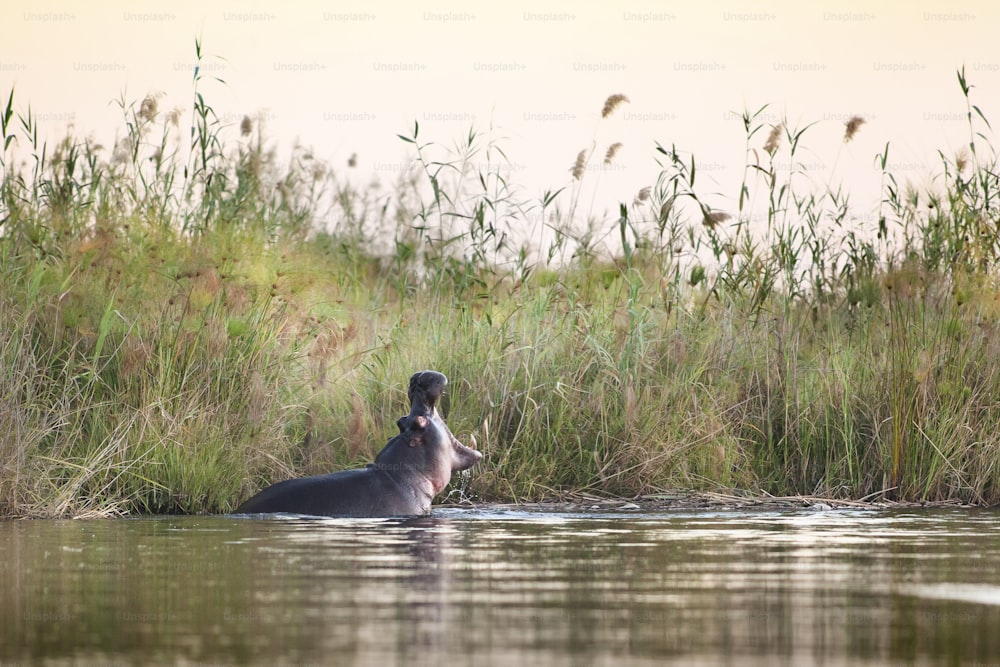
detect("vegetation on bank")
[1,58,999,516]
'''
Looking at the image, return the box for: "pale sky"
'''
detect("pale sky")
[4,0,998,238]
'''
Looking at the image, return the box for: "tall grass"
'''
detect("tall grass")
[2,56,999,516]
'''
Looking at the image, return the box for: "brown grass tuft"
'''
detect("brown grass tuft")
[346,392,369,459]
[139,93,162,123]
[570,149,587,180]
[166,107,183,128]
[659,198,673,223]
[844,115,866,143]
[601,94,630,119]
[763,123,783,155]
[703,209,731,228]
[604,142,623,165]
[956,148,969,173]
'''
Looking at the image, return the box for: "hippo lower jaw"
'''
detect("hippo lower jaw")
[452,434,483,472]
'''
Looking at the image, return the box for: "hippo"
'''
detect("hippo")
[235,371,482,518]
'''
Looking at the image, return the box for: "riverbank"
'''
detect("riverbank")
[452,491,987,515]
[2,71,1000,517]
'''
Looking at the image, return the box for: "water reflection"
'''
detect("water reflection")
[1,509,999,665]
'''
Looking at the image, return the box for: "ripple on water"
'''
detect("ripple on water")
[904,583,1000,606]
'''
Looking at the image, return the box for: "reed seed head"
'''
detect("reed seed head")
[763,123,783,155]
[601,94,630,119]
[604,142,623,165]
[139,93,161,123]
[240,115,253,137]
[703,209,730,228]
[166,108,183,128]
[956,148,969,173]
[636,186,651,202]
[111,136,134,166]
[843,115,865,143]
[659,198,673,223]
[570,149,587,180]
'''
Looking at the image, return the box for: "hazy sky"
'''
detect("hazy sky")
[4,0,998,234]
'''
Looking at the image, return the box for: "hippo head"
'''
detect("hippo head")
[406,370,481,469]
[373,371,482,497]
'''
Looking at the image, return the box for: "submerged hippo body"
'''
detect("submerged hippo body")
[236,371,482,518]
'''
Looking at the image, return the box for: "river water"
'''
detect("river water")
[1,507,999,666]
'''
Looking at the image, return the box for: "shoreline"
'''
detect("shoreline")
[438,490,995,514]
[3,491,990,520]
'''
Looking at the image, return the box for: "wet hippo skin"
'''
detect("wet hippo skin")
[236,371,482,518]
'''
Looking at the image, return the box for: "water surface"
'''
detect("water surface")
[2,507,999,665]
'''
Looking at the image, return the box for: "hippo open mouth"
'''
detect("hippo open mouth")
[408,370,448,414]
